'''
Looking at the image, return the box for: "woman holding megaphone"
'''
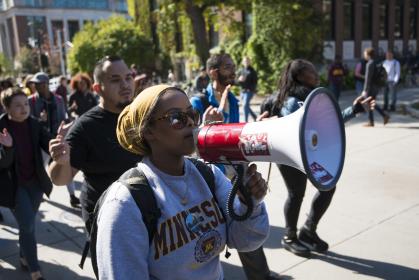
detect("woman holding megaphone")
[259,59,374,258]
[95,85,269,279]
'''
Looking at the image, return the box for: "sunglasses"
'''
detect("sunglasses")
[155,109,201,129]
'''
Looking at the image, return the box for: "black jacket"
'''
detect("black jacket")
[0,114,53,209]
[238,66,258,92]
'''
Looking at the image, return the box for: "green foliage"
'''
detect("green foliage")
[245,0,323,94]
[0,53,14,77]
[67,16,155,75]
[15,47,40,75]
[127,0,152,37]
[221,38,245,67]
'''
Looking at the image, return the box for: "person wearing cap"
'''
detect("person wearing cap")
[95,84,269,279]
[27,72,80,207]
[28,72,67,135]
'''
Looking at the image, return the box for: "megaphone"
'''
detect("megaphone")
[195,87,346,191]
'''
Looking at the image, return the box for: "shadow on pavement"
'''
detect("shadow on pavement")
[263,225,285,249]
[222,261,246,280]
[314,251,419,280]
[0,260,93,280]
[45,199,82,216]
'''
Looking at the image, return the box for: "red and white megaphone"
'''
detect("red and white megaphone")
[195,87,346,191]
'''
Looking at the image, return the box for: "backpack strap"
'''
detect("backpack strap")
[187,157,216,202]
[118,167,162,244]
[87,167,161,279]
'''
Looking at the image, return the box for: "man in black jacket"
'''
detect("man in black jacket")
[238,56,258,122]
[361,48,390,127]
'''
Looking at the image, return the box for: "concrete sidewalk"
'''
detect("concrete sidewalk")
[1,88,419,279]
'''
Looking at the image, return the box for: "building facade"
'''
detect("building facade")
[321,0,419,62]
[0,0,127,63]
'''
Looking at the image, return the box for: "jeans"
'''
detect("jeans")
[278,164,336,234]
[329,83,342,101]
[384,82,397,110]
[241,90,257,122]
[13,182,44,272]
[355,80,364,96]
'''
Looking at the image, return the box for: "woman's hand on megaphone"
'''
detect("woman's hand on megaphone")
[202,105,224,125]
[241,163,268,202]
[256,111,278,122]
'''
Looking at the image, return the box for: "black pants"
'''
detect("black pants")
[278,164,336,234]
[238,246,270,280]
[368,94,387,125]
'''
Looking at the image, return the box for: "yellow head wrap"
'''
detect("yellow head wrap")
[117,84,174,155]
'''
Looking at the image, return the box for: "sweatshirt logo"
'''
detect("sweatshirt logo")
[153,197,225,261]
[194,230,222,263]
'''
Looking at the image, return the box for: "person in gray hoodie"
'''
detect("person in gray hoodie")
[96,85,270,280]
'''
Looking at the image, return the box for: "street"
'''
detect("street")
[1,88,419,280]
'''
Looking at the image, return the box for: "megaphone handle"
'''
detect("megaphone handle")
[226,163,254,221]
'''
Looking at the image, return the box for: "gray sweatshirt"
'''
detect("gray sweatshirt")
[97,157,269,280]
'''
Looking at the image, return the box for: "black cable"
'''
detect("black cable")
[225,161,254,221]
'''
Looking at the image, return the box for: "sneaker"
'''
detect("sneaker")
[298,227,329,253]
[70,195,80,208]
[266,271,281,280]
[20,257,29,271]
[383,115,390,125]
[281,235,310,257]
[363,122,374,127]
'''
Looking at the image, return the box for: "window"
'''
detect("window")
[394,0,404,39]
[410,0,417,39]
[26,16,47,47]
[344,0,354,40]
[24,0,42,7]
[323,0,335,40]
[379,1,388,39]
[52,0,108,9]
[115,0,127,12]
[362,0,372,39]
[68,20,79,41]
[51,20,64,47]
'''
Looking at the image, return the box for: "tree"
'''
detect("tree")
[67,16,155,75]
[245,0,324,94]
[0,53,14,78]
[127,0,250,66]
[14,47,40,75]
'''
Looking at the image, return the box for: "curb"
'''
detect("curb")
[405,99,419,119]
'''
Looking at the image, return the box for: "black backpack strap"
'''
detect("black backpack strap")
[187,157,216,201]
[118,168,162,244]
[88,168,161,279]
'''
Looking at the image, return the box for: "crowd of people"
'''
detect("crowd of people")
[0,46,395,280]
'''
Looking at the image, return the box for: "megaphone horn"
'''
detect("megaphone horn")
[195,87,346,191]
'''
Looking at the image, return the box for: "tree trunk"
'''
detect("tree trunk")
[184,0,210,65]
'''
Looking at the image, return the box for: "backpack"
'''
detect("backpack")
[85,157,225,279]
[372,62,388,88]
